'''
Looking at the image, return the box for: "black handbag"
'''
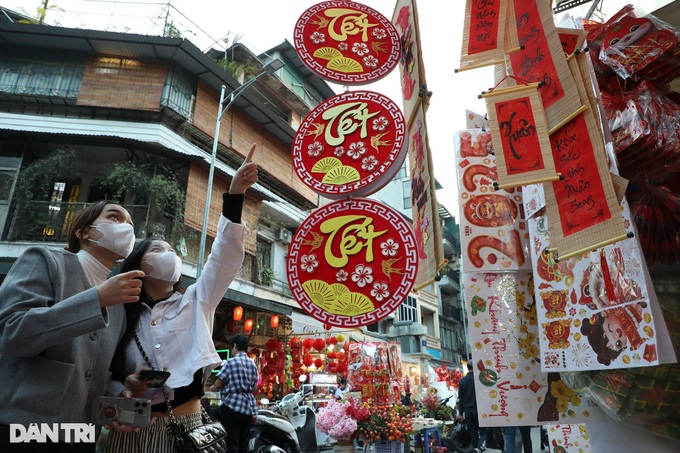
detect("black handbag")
[133,333,228,453]
[170,406,228,453]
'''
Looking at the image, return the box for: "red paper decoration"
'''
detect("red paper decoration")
[270,315,280,329]
[302,338,314,349]
[244,318,253,334]
[233,305,243,321]
[303,354,314,367]
[313,338,326,351]
[290,337,302,349]
[292,91,407,199]
[293,1,400,85]
[287,198,418,327]
[314,358,324,368]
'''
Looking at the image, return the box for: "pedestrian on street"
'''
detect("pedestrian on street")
[457,362,487,453]
[0,201,143,451]
[503,426,532,453]
[211,333,259,453]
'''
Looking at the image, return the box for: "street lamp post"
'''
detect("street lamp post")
[196,58,284,278]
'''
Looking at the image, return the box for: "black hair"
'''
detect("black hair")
[232,333,249,352]
[581,313,621,366]
[466,362,473,371]
[339,377,348,385]
[110,239,183,381]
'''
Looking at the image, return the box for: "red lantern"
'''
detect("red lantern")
[303,354,314,367]
[244,318,253,334]
[290,337,302,349]
[336,351,346,361]
[233,306,243,321]
[313,338,325,351]
[330,336,338,345]
[302,338,313,350]
[265,339,278,351]
[314,358,324,369]
[270,315,280,329]
[327,351,337,359]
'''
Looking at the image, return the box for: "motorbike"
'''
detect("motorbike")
[249,385,319,453]
[440,398,473,453]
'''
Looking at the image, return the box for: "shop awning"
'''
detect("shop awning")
[225,289,292,317]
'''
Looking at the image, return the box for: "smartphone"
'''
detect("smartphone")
[137,369,171,388]
[92,396,151,428]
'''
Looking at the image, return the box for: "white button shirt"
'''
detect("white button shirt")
[123,216,246,405]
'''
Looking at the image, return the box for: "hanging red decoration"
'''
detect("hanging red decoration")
[327,351,337,359]
[290,337,302,349]
[336,351,346,361]
[325,337,333,345]
[265,339,279,351]
[343,342,350,351]
[330,336,338,345]
[313,338,325,351]
[302,338,313,350]
[233,306,243,321]
[270,315,280,329]
[314,358,324,369]
[244,318,253,334]
[303,354,314,367]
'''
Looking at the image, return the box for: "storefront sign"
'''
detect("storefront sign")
[292,90,407,198]
[287,198,418,327]
[293,1,400,85]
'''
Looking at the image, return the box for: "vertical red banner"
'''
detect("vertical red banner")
[468,0,502,54]
[550,114,611,236]
[496,96,545,174]
[510,1,565,108]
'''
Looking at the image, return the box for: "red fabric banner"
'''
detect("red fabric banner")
[496,96,545,174]
[468,0,502,54]
[509,1,565,109]
[550,114,611,236]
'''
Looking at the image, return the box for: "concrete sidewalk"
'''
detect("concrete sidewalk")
[482,426,547,452]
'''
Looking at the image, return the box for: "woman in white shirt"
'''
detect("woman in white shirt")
[105,145,258,452]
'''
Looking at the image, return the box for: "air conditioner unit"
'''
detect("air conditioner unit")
[276,228,292,244]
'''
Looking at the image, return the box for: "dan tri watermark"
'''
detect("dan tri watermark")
[10,423,95,443]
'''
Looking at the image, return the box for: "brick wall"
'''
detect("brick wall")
[194,81,318,206]
[78,56,167,111]
[186,162,260,256]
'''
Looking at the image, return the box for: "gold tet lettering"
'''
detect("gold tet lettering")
[322,101,379,146]
[320,215,387,268]
[325,8,377,42]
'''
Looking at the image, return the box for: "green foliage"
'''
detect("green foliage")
[434,403,453,421]
[259,265,274,286]
[100,161,185,220]
[214,58,258,81]
[14,148,79,203]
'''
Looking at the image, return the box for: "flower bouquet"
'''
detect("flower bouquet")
[316,399,359,441]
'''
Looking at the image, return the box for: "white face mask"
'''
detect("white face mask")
[142,251,182,283]
[89,223,136,258]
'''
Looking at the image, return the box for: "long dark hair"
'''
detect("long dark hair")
[110,239,183,381]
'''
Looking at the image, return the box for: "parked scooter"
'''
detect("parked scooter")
[441,398,474,453]
[249,385,319,453]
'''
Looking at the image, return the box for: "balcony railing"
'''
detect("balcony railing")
[3,200,204,264]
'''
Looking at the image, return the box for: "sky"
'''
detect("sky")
[6,0,669,218]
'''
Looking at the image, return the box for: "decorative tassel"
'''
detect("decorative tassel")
[600,250,617,303]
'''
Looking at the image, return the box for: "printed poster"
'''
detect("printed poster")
[464,272,605,426]
[527,203,659,372]
[547,423,594,453]
[455,129,530,273]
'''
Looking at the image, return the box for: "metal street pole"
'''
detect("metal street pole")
[195,59,283,278]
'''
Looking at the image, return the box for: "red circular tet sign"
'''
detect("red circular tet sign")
[293,1,401,85]
[292,90,407,199]
[287,198,418,328]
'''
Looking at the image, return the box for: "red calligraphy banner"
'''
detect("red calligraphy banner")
[496,96,545,174]
[485,84,557,188]
[509,1,563,108]
[557,28,586,56]
[459,0,510,71]
[504,0,582,133]
[550,114,610,236]
[542,51,626,257]
[468,0,502,54]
